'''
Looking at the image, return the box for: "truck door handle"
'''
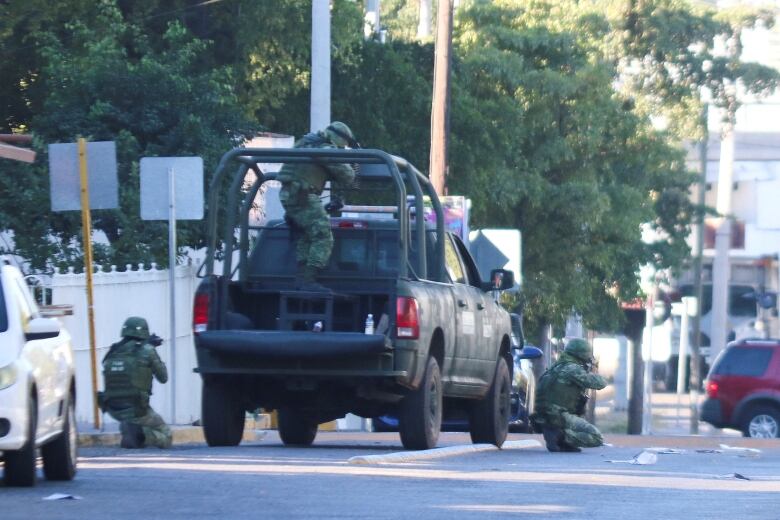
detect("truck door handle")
[458,299,468,308]
[477,303,485,310]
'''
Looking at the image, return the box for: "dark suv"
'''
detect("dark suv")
[700,339,780,438]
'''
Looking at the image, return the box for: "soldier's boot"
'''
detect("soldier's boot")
[542,428,563,452]
[297,266,330,293]
[120,422,145,449]
[558,440,582,453]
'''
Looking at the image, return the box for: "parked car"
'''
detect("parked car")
[0,262,77,486]
[700,338,780,438]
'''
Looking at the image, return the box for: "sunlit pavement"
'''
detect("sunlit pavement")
[4,429,779,520]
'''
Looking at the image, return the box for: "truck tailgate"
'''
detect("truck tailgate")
[197,330,391,359]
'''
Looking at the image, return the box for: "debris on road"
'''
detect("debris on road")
[43,493,83,500]
[606,451,658,465]
[719,444,761,458]
[645,447,686,454]
[715,473,751,480]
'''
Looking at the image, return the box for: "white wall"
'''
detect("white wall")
[51,264,201,426]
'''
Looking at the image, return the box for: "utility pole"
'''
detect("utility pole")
[429,0,453,196]
[311,0,331,133]
[418,0,432,39]
[710,32,741,364]
[689,104,708,434]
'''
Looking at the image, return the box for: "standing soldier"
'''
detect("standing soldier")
[531,338,607,452]
[98,317,172,449]
[277,122,358,292]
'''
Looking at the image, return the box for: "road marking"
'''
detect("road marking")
[347,439,541,464]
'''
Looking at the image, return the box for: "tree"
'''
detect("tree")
[0,1,254,271]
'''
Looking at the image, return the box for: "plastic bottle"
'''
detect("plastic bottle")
[364,313,374,335]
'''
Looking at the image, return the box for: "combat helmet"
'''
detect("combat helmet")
[564,338,594,363]
[121,316,150,340]
[324,121,358,148]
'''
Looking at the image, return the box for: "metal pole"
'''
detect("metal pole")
[364,0,380,39]
[642,293,654,435]
[690,104,708,434]
[168,167,177,424]
[676,298,691,425]
[78,138,100,429]
[417,0,432,38]
[311,0,331,133]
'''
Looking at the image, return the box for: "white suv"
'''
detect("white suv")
[0,262,77,486]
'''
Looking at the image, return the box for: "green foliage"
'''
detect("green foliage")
[1,1,253,271]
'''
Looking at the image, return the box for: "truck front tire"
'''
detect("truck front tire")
[202,378,244,447]
[399,356,442,450]
[4,397,37,487]
[469,357,510,447]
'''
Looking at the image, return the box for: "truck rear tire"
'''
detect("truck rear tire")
[202,378,244,447]
[278,408,318,446]
[469,357,510,447]
[399,356,442,450]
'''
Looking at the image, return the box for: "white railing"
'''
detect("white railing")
[51,263,201,426]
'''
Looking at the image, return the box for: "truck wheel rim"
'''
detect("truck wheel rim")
[749,414,778,438]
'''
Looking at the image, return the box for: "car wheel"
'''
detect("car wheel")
[277,408,318,446]
[469,357,511,447]
[202,378,245,447]
[399,356,442,450]
[4,395,37,487]
[42,395,77,481]
[742,405,780,439]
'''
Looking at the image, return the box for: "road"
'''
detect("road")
[3,431,780,519]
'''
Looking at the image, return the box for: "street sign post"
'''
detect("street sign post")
[49,139,118,429]
[140,157,203,424]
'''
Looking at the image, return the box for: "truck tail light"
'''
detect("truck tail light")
[193,292,209,334]
[396,296,419,340]
[706,380,719,398]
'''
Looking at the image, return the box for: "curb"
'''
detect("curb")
[348,439,541,465]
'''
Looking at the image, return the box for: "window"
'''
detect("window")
[0,279,8,333]
[452,234,482,288]
[444,236,465,284]
[713,347,773,377]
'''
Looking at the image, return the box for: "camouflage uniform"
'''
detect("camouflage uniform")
[98,317,172,449]
[277,122,356,287]
[532,339,607,452]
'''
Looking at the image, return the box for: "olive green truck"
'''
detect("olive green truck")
[193,148,516,450]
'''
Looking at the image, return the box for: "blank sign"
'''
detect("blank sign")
[49,141,118,211]
[140,157,204,221]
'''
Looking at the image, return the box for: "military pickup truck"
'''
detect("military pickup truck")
[193,148,519,450]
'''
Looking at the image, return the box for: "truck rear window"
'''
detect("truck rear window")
[0,279,7,332]
[712,347,773,377]
[249,227,402,277]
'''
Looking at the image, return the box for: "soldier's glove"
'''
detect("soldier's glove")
[148,334,163,347]
[324,196,344,215]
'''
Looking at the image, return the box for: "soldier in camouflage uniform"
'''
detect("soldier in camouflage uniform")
[277,122,357,292]
[98,317,172,449]
[531,339,607,452]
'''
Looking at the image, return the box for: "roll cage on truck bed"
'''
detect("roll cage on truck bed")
[193,147,521,450]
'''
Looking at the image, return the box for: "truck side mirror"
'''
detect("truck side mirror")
[25,317,61,341]
[485,269,514,291]
[516,346,543,360]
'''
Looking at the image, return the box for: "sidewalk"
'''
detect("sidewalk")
[77,417,267,447]
[595,385,740,438]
